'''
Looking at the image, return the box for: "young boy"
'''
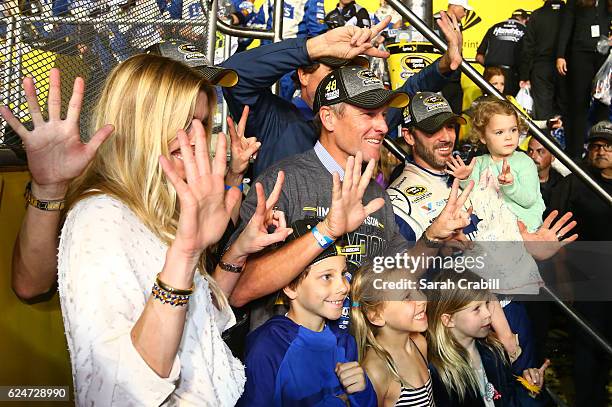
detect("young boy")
[238,219,376,406]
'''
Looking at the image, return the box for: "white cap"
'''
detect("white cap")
[448,0,473,11]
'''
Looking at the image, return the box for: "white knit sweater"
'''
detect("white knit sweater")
[58,194,245,406]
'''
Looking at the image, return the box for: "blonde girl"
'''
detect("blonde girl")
[56,53,290,405]
[445,98,546,360]
[427,270,549,407]
[351,264,434,406]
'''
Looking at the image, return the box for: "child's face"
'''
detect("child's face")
[380,293,428,333]
[481,113,519,160]
[447,300,492,341]
[289,256,350,323]
[488,75,505,94]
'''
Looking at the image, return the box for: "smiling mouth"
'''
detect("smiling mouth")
[324,299,345,308]
[436,145,452,154]
[414,310,426,320]
[365,138,382,146]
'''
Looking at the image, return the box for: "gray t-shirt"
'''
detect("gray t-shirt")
[229,148,410,265]
[229,148,411,330]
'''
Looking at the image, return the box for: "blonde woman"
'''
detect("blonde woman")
[51,54,291,405]
[350,265,434,407]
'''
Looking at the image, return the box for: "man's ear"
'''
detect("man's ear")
[283,286,298,301]
[297,67,309,88]
[403,128,416,147]
[441,313,455,328]
[320,106,335,132]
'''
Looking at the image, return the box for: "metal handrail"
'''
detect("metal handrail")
[386,0,612,207]
[382,0,612,360]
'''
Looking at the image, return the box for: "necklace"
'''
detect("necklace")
[474,356,495,402]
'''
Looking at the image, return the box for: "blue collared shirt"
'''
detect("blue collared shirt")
[313,141,345,180]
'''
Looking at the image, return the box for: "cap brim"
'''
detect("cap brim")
[317,56,370,69]
[347,89,410,110]
[588,133,612,143]
[414,112,467,133]
[194,66,238,88]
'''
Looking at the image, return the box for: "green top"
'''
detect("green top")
[461,151,545,232]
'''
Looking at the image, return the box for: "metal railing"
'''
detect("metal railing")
[386,0,612,207]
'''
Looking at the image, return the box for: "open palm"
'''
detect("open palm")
[160,120,241,257]
[0,68,113,189]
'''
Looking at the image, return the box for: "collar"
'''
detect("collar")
[292,96,314,121]
[409,158,449,178]
[314,141,345,180]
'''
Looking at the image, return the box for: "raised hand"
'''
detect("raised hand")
[498,158,514,185]
[306,16,392,61]
[519,210,578,261]
[228,171,293,262]
[0,68,113,198]
[160,119,241,259]
[446,155,475,180]
[425,178,474,241]
[227,105,260,177]
[319,152,385,239]
[335,362,366,394]
[437,10,463,72]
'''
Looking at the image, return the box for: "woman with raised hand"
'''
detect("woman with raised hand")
[53,53,290,405]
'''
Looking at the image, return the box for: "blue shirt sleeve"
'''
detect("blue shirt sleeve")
[395,214,417,242]
[302,0,327,37]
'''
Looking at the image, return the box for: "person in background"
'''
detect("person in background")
[519,0,567,121]
[435,0,472,114]
[325,0,373,30]
[262,0,328,100]
[527,137,565,213]
[476,9,528,97]
[556,0,612,159]
[552,120,612,407]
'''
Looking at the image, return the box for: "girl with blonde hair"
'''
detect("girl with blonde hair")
[427,270,549,407]
[351,264,434,406]
[55,53,291,405]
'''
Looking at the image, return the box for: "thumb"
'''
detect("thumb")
[468,157,476,170]
[85,124,114,157]
[517,220,527,234]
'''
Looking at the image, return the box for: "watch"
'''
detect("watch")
[218,261,243,274]
[421,231,444,249]
[24,182,66,211]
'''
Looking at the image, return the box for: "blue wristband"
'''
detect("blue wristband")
[225,183,244,192]
[311,225,334,249]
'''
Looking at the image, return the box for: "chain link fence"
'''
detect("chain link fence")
[0,0,231,158]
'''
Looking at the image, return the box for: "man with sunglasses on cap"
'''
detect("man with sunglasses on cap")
[227,67,476,331]
[551,121,612,407]
[222,11,464,178]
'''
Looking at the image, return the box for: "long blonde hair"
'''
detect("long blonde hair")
[350,263,420,387]
[65,53,225,306]
[426,270,505,402]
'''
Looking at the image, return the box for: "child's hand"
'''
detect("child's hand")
[522,359,550,389]
[498,158,514,185]
[445,155,476,180]
[335,362,366,394]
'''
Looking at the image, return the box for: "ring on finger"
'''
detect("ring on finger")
[556,233,563,240]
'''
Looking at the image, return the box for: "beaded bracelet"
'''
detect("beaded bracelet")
[152,282,190,307]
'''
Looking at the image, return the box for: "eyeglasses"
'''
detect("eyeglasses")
[587,143,612,152]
